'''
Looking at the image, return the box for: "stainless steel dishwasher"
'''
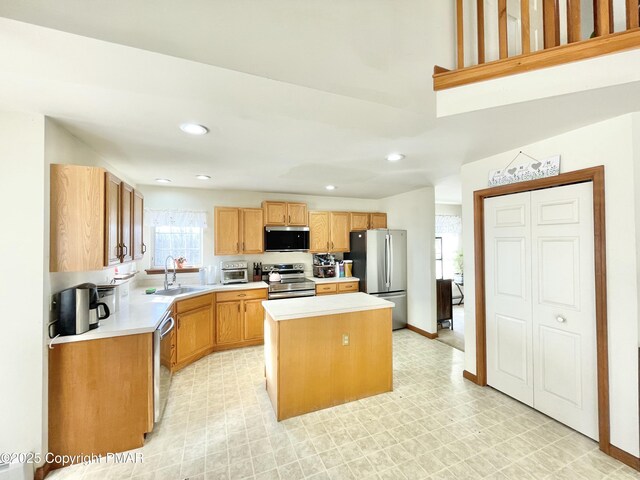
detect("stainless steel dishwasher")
[154,310,175,423]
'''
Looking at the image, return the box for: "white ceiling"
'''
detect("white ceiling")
[1,2,640,201]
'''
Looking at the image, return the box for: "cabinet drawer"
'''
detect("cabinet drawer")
[175,293,214,314]
[216,288,267,302]
[316,283,337,295]
[338,281,359,293]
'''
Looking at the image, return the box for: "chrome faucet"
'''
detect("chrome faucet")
[164,255,177,290]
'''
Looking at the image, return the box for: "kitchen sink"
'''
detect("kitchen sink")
[154,286,206,296]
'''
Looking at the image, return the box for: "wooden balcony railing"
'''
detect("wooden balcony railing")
[434,0,640,90]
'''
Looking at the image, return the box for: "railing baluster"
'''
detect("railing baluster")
[567,0,582,42]
[521,0,531,54]
[595,0,611,36]
[477,0,486,63]
[498,0,508,58]
[627,0,639,29]
[457,0,465,68]
[543,0,560,47]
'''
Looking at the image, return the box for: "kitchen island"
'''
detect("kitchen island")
[262,292,394,420]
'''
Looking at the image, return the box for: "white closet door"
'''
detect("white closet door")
[485,192,534,406]
[531,182,598,440]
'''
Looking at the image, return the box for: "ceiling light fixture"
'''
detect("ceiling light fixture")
[180,123,209,135]
[386,153,405,162]
[195,175,211,180]
[325,185,336,191]
[155,178,172,183]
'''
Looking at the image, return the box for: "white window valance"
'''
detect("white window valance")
[436,215,462,235]
[145,209,208,228]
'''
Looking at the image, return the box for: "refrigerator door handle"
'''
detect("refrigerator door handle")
[385,234,391,288]
[389,233,394,289]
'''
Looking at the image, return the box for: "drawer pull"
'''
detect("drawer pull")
[239,293,246,297]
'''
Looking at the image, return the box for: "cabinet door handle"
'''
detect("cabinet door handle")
[236,242,239,252]
[238,294,246,297]
[288,215,291,223]
[142,243,147,254]
[242,242,245,251]
[327,241,330,251]
[122,244,128,257]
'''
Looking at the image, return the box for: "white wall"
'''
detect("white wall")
[382,187,436,333]
[461,114,639,456]
[436,203,462,216]
[136,186,383,284]
[0,111,46,461]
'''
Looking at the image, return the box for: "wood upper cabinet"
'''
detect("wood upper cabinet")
[263,201,287,226]
[370,213,387,229]
[120,182,134,263]
[215,207,241,255]
[243,299,264,340]
[263,201,308,226]
[309,211,351,253]
[241,208,264,254]
[105,173,122,266]
[309,211,331,253]
[350,212,370,231]
[215,207,264,255]
[287,203,308,226]
[216,301,243,345]
[50,164,106,272]
[51,165,145,271]
[132,190,145,260]
[330,212,350,252]
[176,305,214,365]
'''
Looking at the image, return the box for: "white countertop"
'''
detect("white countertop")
[262,292,393,321]
[51,281,268,346]
[308,276,359,284]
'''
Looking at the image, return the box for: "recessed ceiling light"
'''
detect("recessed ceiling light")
[325,185,336,191]
[180,123,209,135]
[386,153,405,162]
[196,175,211,180]
[155,178,172,183]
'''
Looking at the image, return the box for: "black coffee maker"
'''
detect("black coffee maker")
[54,283,110,336]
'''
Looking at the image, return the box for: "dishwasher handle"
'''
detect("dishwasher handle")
[159,316,175,339]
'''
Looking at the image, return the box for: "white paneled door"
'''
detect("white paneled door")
[485,192,534,406]
[485,182,598,440]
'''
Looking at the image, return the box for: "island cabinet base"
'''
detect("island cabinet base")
[264,308,393,421]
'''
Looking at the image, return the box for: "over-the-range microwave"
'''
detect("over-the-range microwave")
[264,226,310,252]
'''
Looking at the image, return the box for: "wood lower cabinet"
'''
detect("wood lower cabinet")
[50,164,145,272]
[315,281,359,295]
[214,206,264,255]
[174,293,215,370]
[215,288,268,350]
[48,334,153,465]
[216,301,243,345]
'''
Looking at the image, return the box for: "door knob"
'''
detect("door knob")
[556,316,566,323]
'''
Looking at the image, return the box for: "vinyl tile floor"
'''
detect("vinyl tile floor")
[48,329,638,480]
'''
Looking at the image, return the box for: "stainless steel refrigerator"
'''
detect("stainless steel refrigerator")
[345,229,407,330]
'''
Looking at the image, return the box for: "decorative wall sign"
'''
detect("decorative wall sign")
[488,154,560,187]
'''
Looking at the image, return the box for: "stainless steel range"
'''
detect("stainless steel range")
[262,263,316,300]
